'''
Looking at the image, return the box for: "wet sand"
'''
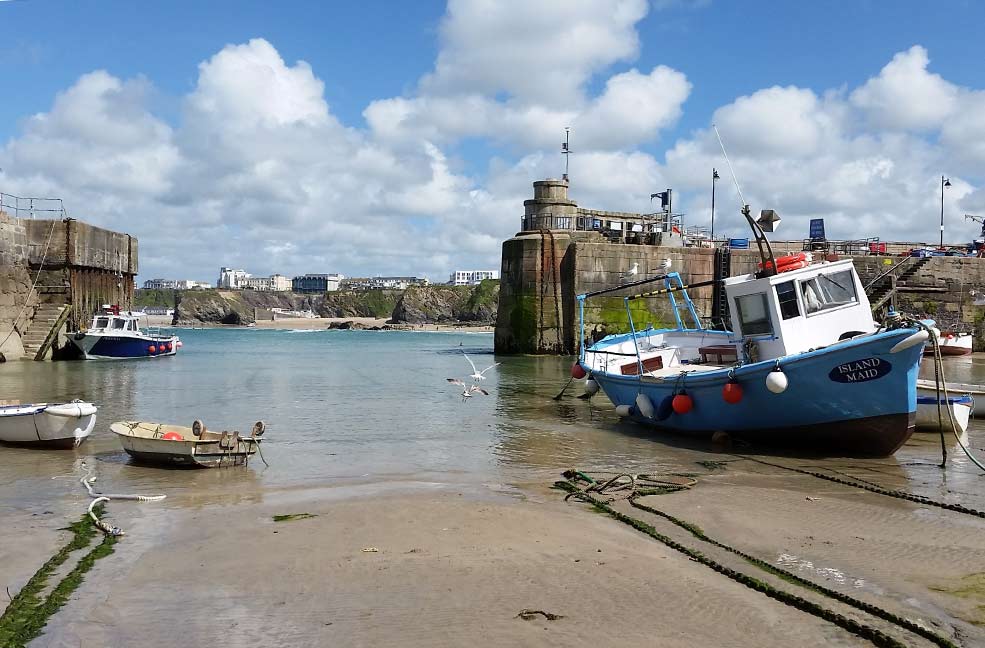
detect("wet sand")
[26,486,871,648]
[10,457,985,647]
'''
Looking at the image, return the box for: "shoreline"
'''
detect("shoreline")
[143,314,494,333]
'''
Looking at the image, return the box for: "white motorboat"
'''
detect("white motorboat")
[915,383,972,433]
[0,401,98,448]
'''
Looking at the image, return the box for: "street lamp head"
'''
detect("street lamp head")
[712,169,720,180]
[944,178,952,187]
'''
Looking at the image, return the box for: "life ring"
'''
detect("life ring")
[758,252,812,272]
[778,260,809,273]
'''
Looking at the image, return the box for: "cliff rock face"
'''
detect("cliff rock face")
[391,281,500,324]
[172,281,499,326]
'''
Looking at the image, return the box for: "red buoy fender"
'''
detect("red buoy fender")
[571,362,587,379]
[722,381,743,404]
[148,345,156,354]
[671,393,693,414]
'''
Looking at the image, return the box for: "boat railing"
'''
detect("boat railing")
[577,272,714,376]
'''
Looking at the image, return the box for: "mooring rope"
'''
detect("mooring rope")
[732,454,985,519]
[80,463,166,536]
[558,471,957,648]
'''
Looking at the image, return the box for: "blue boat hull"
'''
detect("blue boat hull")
[586,328,925,457]
[70,334,179,360]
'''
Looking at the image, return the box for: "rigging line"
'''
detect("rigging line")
[712,124,746,208]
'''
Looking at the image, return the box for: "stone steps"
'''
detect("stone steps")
[21,305,68,359]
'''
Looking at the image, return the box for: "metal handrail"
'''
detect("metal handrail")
[863,256,915,292]
[0,192,65,219]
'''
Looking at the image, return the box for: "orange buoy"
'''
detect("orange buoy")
[148,345,156,354]
[722,380,743,404]
[671,392,693,414]
[571,362,587,379]
[162,431,183,441]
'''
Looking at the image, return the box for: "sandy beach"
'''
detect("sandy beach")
[7,457,985,647]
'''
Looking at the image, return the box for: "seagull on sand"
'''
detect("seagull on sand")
[463,351,500,382]
[446,379,490,402]
[620,263,639,280]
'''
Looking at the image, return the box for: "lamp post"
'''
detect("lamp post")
[940,175,951,248]
[711,168,720,241]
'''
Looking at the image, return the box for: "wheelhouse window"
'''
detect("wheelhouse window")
[801,270,858,314]
[775,281,801,320]
[94,317,109,329]
[112,318,127,329]
[735,293,773,336]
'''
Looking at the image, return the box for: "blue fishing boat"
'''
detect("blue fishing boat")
[576,206,929,456]
[70,305,181,360]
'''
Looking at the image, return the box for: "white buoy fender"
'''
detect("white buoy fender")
[614,404,633,417]
[890,329,929,354]
[45,402,98,418]
[635,393,655,418]
[765,369,788,394]
[584,378,600,396]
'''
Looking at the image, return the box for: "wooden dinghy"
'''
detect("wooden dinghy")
[110,420,265,468]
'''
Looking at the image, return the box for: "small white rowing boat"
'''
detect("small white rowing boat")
[915,383,973,433]
[110,420,265,468]
[916,379,985,418]
[0,401,97,448]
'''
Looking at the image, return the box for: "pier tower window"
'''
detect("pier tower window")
[775,281,801,320]
[735,293,773,336]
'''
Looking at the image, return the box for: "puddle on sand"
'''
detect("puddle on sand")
[777,552,870,590]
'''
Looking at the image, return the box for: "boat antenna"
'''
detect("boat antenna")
[712,124,745,207]
[712,124,777,277]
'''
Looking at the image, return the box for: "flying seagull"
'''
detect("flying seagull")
[446,379,490,402]
[660,258,672,272]
[620,263,639,280]
[463,351,500,382]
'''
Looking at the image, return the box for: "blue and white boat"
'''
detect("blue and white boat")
[70,306,181,360]
[576,207,930,457]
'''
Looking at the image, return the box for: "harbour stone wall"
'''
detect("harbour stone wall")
[495,179,985,355]
[0,212,34,360]
[0,212,138,360]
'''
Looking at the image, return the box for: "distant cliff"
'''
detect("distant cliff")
[171,281,498,326]
[391,280,500,324]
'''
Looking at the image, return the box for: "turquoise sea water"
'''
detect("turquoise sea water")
[1,328,984,515]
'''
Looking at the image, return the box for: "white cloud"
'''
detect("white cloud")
[0,7,983,289]
[850,45,958,131]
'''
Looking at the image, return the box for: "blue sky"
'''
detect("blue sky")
[0,0,983,282]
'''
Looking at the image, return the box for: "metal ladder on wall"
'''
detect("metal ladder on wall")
[710,247,731,329]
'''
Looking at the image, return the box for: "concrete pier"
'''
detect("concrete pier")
[495,179,985,355]
[0,210,137,360]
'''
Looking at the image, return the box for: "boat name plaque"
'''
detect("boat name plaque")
[828,357,891,383]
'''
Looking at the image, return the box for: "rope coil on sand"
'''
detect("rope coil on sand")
[81,463,166,536]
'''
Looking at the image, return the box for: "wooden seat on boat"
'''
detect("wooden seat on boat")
[698,344,738,364]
